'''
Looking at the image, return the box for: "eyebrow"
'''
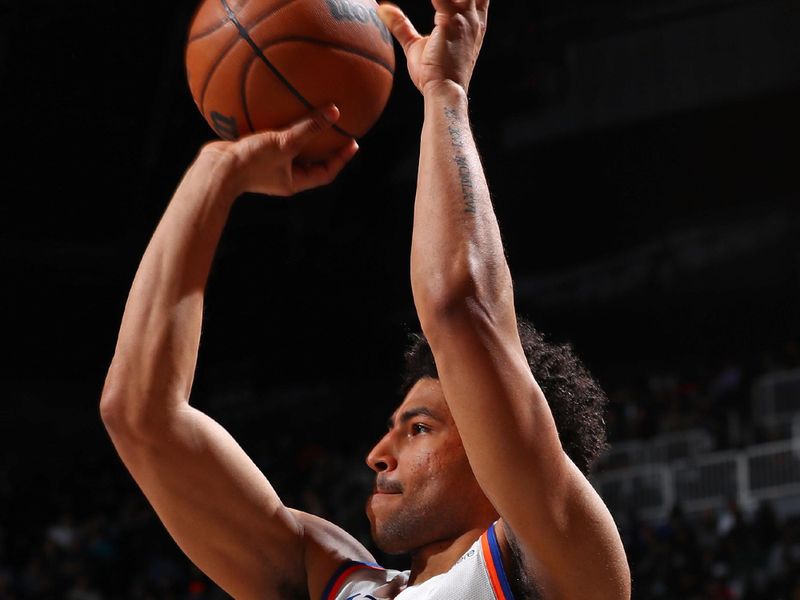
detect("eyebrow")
[386,406,441,430]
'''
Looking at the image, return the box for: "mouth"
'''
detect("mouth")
[368,490,401,510]
[372,485,402,496]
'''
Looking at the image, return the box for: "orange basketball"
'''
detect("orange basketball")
[185,0,395,161]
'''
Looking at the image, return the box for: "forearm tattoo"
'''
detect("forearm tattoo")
[444,106,477,214]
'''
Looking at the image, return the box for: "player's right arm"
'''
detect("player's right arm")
[99,107,370,599]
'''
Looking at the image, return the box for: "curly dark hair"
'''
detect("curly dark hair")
[400,318,608,475]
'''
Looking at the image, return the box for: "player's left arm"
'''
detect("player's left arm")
[380,1,631,598]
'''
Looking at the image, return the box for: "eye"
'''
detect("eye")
[411,423,431,435]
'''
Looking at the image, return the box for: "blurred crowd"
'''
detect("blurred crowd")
[624,500,800,600]
[603,340,800,452]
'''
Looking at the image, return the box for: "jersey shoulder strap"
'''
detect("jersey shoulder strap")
[480,522,516,600]
[321,560,396,600]
[320,522,516,600]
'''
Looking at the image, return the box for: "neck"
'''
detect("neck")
[408,524,488,585]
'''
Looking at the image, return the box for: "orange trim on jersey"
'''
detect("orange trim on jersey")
[481,530,510,600]
[324,562,384,600]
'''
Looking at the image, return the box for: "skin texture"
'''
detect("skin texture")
[100,0,632,598]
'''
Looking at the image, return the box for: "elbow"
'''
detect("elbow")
[99,374,125,432]
[99,381,137,440]
[414,273,478,330]
[413,262,513,338]
[99,376,165,444]
[412,245,475,320]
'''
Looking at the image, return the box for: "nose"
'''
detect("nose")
[366,431,398,473]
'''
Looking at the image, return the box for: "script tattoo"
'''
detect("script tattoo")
[444,106,477,214]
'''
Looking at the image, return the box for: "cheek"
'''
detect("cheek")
[408,447,440,480]
[396,445,442,496]
[406,440,471,491]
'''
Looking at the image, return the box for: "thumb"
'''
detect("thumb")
[378,3,422,56]
[281,104,340,154]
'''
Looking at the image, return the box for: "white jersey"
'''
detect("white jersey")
[321,524,515,600]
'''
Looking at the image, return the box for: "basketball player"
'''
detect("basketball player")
[100,0,631,598]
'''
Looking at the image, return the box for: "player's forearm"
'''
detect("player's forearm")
[411,81,513,325]
[101,149,240,432]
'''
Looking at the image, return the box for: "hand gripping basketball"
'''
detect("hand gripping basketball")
[377,0,489,94]
[204,105,359,197]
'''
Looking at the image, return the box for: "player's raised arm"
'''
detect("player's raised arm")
[379,2,631,598]
[99,108,368,600]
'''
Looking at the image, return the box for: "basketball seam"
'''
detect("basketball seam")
[188,0,303,42]
[242,51,361,139]
[221,0,354,139]
[255,36,394,76]
[242,55,256,134]
[198,33,243,117]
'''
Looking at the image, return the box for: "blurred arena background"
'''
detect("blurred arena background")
[1,0,800,598]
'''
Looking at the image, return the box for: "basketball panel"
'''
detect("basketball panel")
[253,40,393,136]
[246,0,395,73]
[200,40,265,140]
[185,24,242,114]
[242,50,348,161]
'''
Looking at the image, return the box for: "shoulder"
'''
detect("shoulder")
[290,509,378,600]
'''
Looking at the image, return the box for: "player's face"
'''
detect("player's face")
[365,377,496,554]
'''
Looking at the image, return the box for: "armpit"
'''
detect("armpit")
[503,526,544,600]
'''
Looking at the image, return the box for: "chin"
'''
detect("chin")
[366,503,404,554]
[367,503,431,556]
[371,525,414,555]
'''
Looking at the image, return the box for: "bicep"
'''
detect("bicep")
[497,468,631,600]
[108,406,307,600]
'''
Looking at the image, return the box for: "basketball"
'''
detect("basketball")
[185,0,395,161]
